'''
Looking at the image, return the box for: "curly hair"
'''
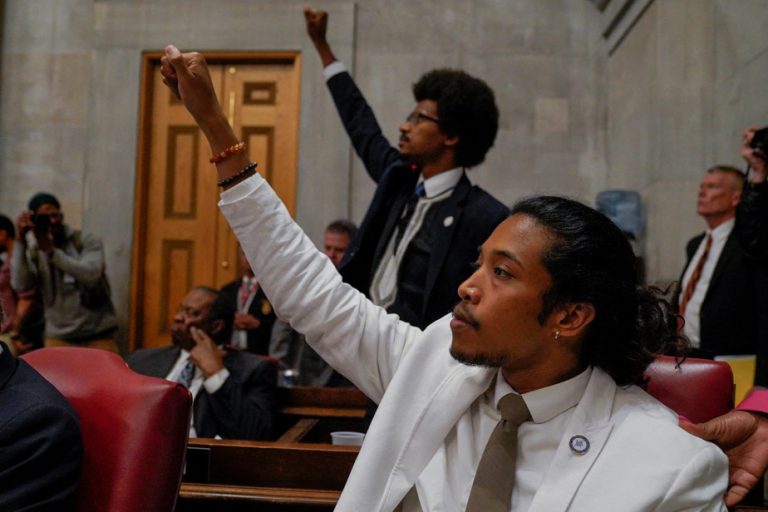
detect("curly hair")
[510,196,687,386]
[412,69,498,168]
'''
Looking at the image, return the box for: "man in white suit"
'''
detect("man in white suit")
[160,45,728,511]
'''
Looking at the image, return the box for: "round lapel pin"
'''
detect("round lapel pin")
[443,216,454,227]
[569,435,590,455]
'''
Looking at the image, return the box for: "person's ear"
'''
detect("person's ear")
[443,133,459,149]
[731,189,742,208]
[552,302,596,341]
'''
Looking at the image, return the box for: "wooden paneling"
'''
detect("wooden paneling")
[131,53,301,350]
[164,127,199,218]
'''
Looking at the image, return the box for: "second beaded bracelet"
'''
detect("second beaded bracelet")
[217,162,258,188]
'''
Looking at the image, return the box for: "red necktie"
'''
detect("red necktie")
[679,234,713,318]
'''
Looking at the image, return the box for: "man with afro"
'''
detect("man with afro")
[305,7,509,330]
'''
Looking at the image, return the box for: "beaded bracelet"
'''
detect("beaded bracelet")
[209,141,246,164]
[217,162,258,188]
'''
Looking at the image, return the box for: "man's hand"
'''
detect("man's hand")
[159,45,247,187]
[188,326,226,378]
[680,411,768,507]
[234,312,261,331]
[160,46,222,127]
[742,126,767,181]
[15,211,34,244]
[303,6,337,67]
[304,5,328,44]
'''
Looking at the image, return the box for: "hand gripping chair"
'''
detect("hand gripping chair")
[22,347,192,512]
[644,355,735,423]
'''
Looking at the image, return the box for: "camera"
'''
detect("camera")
[31,213,51,232]
[750,127,768,158]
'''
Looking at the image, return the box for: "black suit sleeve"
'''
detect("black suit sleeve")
[326,71,402,183]
[0,398,82,510]
[736,181,768,259]
[204,356,277,440]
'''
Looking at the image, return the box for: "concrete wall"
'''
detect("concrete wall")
[0,0,608,346]
[605,0,768,284]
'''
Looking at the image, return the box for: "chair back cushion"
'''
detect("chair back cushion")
[644,355,734,423]
[22,347,191,512]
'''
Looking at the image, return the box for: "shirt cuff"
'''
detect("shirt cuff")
[203,367,230,394]
[323,61,347,81]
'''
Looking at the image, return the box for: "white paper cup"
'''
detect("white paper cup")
[331,431,366,446]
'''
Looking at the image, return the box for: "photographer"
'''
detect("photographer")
[11,193,118,352]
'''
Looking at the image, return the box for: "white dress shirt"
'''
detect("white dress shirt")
[232,276,260,349]
[165,350,230,437]
[402,367,592,511]
[681,219,734,348]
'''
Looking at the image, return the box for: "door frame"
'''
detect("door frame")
[130,50,302,351]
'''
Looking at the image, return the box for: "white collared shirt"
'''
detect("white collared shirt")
[165,350,230,437]
[402,367,592,511]
[681,218,734,348]
[370,168,465,308]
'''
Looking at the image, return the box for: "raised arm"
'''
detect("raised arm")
[304,6,401,183]
[161,46,420,400]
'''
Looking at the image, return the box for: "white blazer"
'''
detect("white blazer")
[220,175,728,512]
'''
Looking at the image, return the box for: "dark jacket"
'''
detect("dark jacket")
[220,279,277,355]
[126,345,277,440]
[0,342,82,511]
[328,71,509,328]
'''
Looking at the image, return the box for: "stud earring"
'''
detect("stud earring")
[554,330,561,341]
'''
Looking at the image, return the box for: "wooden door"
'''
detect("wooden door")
[131,53,301,350]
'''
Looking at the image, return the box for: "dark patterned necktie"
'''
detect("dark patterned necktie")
[466,393,531,512]
[177,360,195,389]
[393,182,426,252]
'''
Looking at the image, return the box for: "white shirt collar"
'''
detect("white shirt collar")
[707,217,735,243]
[419,167,464,199]
[493,366,593,424]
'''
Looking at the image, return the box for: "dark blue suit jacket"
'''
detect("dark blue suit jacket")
[327,71,509,328]
[0,342,82,511]
[126,345,277,440]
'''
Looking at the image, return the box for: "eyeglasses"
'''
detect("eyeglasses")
[405,111,440,126]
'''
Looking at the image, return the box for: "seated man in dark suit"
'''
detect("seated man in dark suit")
[672,163,767,361]
[126,286,276,440]
[0,341,82,510]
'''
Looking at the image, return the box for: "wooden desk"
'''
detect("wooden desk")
[275,386,368,442]
[277,386,367,417]
[177,438,359,511]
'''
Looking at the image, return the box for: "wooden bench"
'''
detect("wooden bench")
[176,387,369,510]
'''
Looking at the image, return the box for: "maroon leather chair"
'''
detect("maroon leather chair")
[644,355,734,424]
[22,347,192,512]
